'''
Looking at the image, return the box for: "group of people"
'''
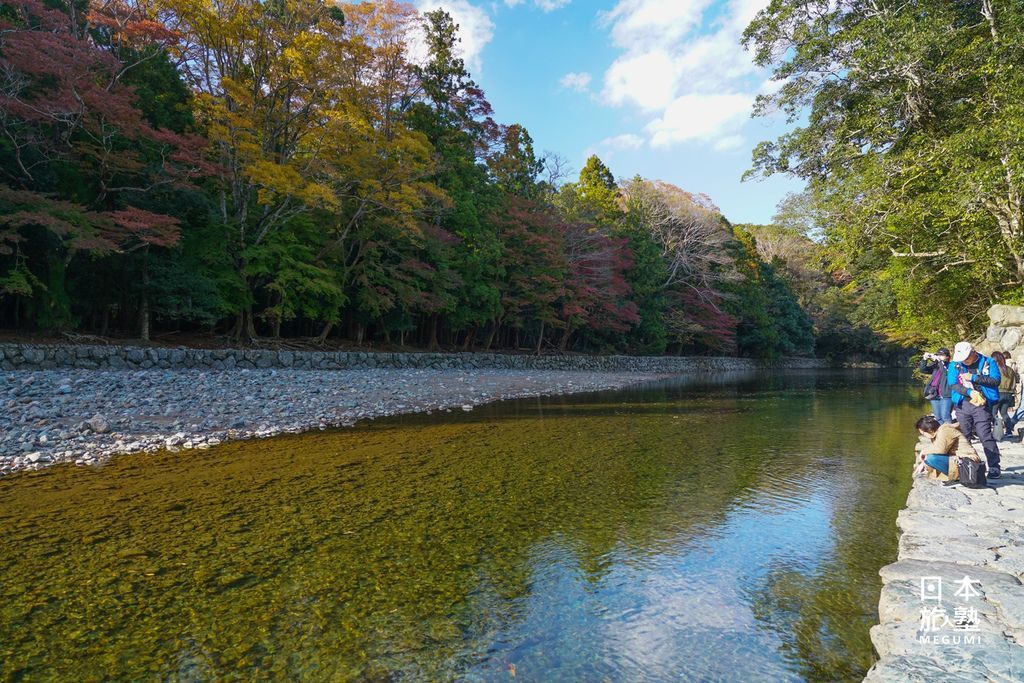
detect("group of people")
[915,341,1020,481]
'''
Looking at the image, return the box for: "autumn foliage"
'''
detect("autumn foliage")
[0,0,812,357]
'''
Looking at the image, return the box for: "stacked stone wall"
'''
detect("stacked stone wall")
[0,344,826,373]
[977,305,1024,364]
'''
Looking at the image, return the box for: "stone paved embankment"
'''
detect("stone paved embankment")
[866,440,1024,680]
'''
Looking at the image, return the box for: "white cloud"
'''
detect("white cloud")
[416,1,494,74]
[601,133,645,150]
[504,0,571,10]
[601,0,714,49]
[713,134,746,151]
[646,93,753,148]
[560,71,592,92]
[598,0,771,150]
[758,76,787,95]
[603,49,678,111]
[670,29,760,92]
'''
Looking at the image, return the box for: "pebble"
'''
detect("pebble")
[87,414,110,434]
[0,368,668,476]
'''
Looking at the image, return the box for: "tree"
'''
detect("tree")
[406,8,502,349]
[1,0,833,359]
[620,178,737,352]
[725,229,814,358]
[492,198,565,351]
[557,217,639,352]
[488,124,544,199]
[621,180,733,296]
[164,0,343,339]
[311,1,442,343]
[744,0,1024,339]
[558,155,622,227]
[0,0,205,331]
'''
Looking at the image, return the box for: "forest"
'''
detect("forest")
[0,0,904,359]
[745,0,1024,347]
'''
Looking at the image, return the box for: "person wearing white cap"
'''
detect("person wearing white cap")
[947,341,1002,478]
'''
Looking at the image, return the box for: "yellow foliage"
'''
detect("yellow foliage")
[154,0,440,253]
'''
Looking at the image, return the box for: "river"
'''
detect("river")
[0,370,919,681]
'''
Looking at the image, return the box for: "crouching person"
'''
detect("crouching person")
[915,415,983,481]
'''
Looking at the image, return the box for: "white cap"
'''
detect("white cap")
[952,341,973,362]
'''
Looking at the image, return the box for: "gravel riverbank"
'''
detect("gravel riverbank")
[866,439,1024,680]
[1,368,674,476]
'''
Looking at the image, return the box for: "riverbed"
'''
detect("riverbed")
[0,368,671,475]
[0,370,919,680]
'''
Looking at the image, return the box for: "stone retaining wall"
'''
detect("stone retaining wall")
[0,343,826,373]
[865,441,1024,680]
[977,304,1024,364]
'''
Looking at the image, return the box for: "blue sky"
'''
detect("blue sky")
[416,0,805,224]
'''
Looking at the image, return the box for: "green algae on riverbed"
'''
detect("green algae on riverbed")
[0,372,919,681]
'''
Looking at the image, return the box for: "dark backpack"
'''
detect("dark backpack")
[958,457,988,488]
[923,364,944,400]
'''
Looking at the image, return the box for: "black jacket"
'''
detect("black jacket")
[919,358,950,399]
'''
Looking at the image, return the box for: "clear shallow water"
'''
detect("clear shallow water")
[0,370,919,681]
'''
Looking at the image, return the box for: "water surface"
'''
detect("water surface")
[0,370,918,681]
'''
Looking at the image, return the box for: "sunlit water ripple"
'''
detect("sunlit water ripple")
[0,370,919,681]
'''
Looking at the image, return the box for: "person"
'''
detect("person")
[914,415,983,481]
[948,341,1002,478]
[991,351,1018,440]
[919,347,953,424]
[1009,359,1023,436]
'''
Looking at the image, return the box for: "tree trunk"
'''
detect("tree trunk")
[139,258,150,342]
[997,158,1024,281]
[229,267,259,342]
[535,321,545,355]
[139,297,150,342]
[231,306,257,343]
[316,321,333,345]
[982,0,999,42]
[559,326,573,353]
[482,320,497,351]
[245,305,257,341]
[270,292,282,338]
[429,315,439,350]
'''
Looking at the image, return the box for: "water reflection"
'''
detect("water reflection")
[0,370,918,680]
